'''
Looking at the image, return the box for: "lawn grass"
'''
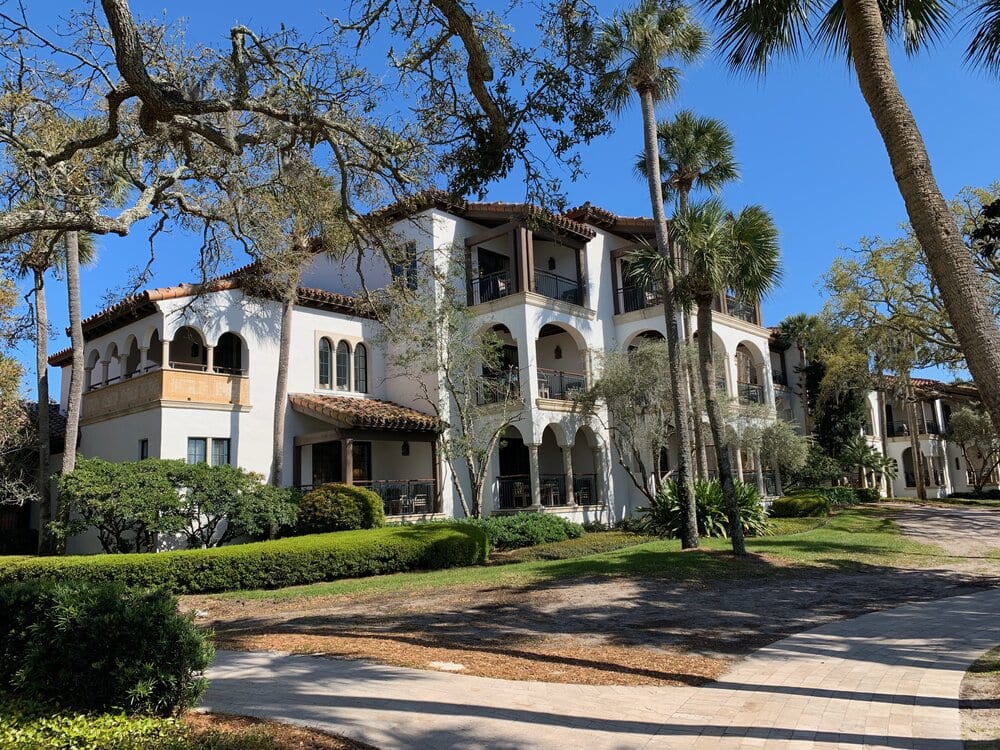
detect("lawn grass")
[211,508,942,602]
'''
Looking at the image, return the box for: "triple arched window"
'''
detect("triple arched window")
[318,338,368,393]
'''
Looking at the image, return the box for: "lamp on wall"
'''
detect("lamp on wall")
[547,256,556,271]
[554,345,563,360]
[401,441,410,456]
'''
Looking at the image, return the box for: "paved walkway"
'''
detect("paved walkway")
[201,587,1000,749]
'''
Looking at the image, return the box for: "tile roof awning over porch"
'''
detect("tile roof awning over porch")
[289,394,442,433]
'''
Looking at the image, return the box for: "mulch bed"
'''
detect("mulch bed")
[185,711,375,749]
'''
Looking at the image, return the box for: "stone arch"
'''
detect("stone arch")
[216,331,247,374]
[624,328,665,351]
[170,326,207,370]
[123,335,142,377]
[692,328,731,395]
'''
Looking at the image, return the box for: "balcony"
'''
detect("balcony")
[537,368,586,400]
[470,270,512,305]
[724,293,760,325]
[737,382,765,405]
[356,479,440,516]
[495,474,598,510]
[82,367,250,422]
[614,284,663,315]
[477,375,521,406]
[886,420,941,438]
[772,370,789,387]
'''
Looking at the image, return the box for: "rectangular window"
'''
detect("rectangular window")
[391,241,418,290]
[211,438,231,466]
[187,437,207,465]
[138,439,149,460]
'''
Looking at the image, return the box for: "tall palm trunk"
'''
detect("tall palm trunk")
[843,0,1000,434]
[32,268,51,554]
[640,86,698,549]
[57,231,84,554]
[270,289,296,487]
[696,295,746,554]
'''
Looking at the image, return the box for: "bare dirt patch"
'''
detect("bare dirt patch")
[961,646,1000,749]
[185,711,374,749]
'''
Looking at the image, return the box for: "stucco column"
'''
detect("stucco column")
[591,447,604,506]
[762,361,776,408]
[139,346,149,373]
[100,360,110,387]
[342,438,354,485]
[117,354,127,379]
[733,446,744,481]
[562,445,575,506]
[161,339,171,369]
[205,345,215,374]
[84,366,94,391]
[528,444,542,508]
[754,450,765,496]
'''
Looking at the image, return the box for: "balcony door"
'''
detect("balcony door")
[477,248,511,302]
[312,441,342,486]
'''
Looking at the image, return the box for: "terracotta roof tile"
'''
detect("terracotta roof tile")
[289,393,441,432]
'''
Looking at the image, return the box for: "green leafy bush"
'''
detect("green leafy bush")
[769,495,830,518]
[0,698,183,750]
[492,532,650,563]
[52,458,300,552]
[637,480,771,539]
[854,487,881,504]
[0,524,487,594]
[822,486,860,507]
[0,582,212,715]
[463,513,583,551]
[298,483,385,533]
[950,489,1000,500]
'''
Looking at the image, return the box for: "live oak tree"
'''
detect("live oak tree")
[702,0,1000,435]
[948,405,1000,494]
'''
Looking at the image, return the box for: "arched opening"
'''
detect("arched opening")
[85,349,101,390]
[147,330,163,369]
[538,424,567,506]
[901,447,929,488]
[216,332,246,374]
[170,327,207,371]
[626,329,665,352]
[735,343,764,404]
[318,337,333,389]
[692,329,730,396]
[104,342,121,384]
[572,427,599,505]
[335,340,351,390]
[535,323,586,400]
[496,424,531,510]
[123,337,142,378]
[354,343,368,393]
[480,324,519,404]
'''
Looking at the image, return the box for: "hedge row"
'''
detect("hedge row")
[0,524,488,594]
[769,495,830,518]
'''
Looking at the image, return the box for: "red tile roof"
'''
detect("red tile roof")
[289,393,442,432]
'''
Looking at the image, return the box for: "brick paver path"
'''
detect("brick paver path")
[201,587,1000,749]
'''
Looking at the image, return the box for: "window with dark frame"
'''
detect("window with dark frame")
[212,438,232,466]
[354,343,368,393]
[336,341,350,390]
[318,337,333,388]
[139,439,149,460]
[187,438,207,464]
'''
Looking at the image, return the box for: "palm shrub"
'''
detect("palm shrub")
[638,479,770,539]
[298,483,385,532]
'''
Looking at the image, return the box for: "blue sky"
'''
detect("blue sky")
[13,1,999,391]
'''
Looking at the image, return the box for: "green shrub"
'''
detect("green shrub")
[0,581,212,715]
[0,524,487,594]
[637,479,771,539]
[855,487,881,504]
[950,489,1000,500]
[0,698,184,750]
[492,532,651,563]
[463,513,583,551]
[823,486,860,507]
[298,483,385,533]
[769,495,830,518]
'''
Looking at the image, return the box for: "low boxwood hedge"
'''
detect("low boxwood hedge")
[0,524,488,594]
[769,495,830,518]
[462,513,583,551]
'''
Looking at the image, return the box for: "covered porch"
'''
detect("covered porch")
[290,393,444,518]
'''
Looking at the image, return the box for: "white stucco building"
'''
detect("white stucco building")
[48,193,791,538]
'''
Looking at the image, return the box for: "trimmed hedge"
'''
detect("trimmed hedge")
[855,487,881,504]
[491,532,651,564]
[463,513,583,551]
[0,582,212,716]
[769,495,830,518]
[0,524,488,594]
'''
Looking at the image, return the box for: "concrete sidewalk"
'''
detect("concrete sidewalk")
[201,587,1000,749]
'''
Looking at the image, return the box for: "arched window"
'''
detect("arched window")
[336,341,351,390]
[216,332,245,374]
[354,343,368,393]
[318,338,333,389]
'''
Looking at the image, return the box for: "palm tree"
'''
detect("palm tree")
[702,0,1000,437]
[778,313,821,435]
[596,0,707,550]
[676,199,781,554]
[636,111,740,478]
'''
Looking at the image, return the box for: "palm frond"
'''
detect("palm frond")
[703,0,817,75]
[966,0,1000,73]
[729,204,782,302]
[818,0,952,59]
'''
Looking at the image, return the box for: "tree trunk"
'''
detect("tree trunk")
[639,87,698,549]
[875,371,894,498]
[697,297,746,555]
[798,344,812,435]
[773,456,784,496]
[843,0,1000,434]
[57,231,84,554]
[32,268,51,554]
[270,293,295,487]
